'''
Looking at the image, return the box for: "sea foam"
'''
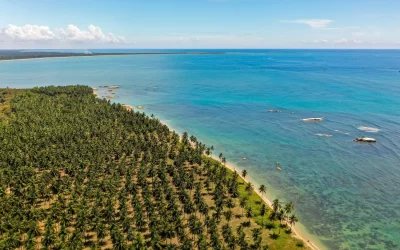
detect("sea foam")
[315,133,333,137]
[357,126,381,133]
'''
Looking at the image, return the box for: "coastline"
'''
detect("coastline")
[0,54,131,62]
[0,51,226,62]
[155,117,325,250]
[210,156,323,250]
[92,86,326,250]
[3,49,399,249]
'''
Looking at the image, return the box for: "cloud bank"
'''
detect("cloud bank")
[58,25,125,43]
[1,24,56,41]
[0,24,125,46]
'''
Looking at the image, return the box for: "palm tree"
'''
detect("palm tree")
[289,214,298,229]
[277,210,285,234]
[96,222,106,245]
[26,232,37,250]
[4,232,22,249]
[284,201,294,222]
[226,198,235,209]
[251,228,262,244]
[272,199,282,214]
[219,153,224,162]
[242,169,247,181]
[224,210,233,225]
[258,184,267,198]
[246,207,253,223]
[196,233,208,250]
[42,219,55,249]
[199,202,209,219]
[245,182,254,194]
[222,157,226,165]
[260,204,267,227]
[239,198,247,216]
[162,223,176,245]
[252,232,262,250]
[132,234,147,250]
[0,86,300,250]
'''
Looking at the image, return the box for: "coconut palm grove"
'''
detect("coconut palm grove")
[0,86,303,249]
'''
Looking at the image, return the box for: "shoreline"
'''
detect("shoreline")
[95,89,326,250]
[209,156,323,250]
[0,52,226,62]
[156,117,324,250]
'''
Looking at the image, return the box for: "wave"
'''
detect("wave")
[358,126,381,133]
[315,133,333,137]
[334,130,350,135]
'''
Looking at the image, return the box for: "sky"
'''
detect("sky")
[0,0,399,49]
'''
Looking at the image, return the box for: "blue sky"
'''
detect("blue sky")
[0,0,399,49]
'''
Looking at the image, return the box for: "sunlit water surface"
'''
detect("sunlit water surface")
[1,50,400,249]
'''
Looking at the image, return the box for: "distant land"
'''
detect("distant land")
[0,50,225,61]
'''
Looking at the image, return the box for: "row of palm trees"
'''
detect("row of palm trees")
[0,85,301,249]
[216,153,300,237]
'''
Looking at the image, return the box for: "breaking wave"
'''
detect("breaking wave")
[358,126,381,133]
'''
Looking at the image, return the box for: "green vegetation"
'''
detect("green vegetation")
[0,88,27,123]
[0,50,225,61]
[0,85,307,249]
[0,50,137,61]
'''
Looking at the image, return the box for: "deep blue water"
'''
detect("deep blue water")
[1,50,400,249]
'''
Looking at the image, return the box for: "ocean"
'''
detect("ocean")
[1,49,400,249]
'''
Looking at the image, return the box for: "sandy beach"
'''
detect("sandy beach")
[99,89,324,249]
[155,117,324,250]
[208,155,323,250]
[96,95,322,249]
[98,83,325,248]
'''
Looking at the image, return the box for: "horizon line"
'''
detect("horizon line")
[2,48,400,50]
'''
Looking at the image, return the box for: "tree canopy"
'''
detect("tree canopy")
[0,85,306,249]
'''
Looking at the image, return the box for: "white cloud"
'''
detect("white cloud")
[2,24,56,41]
[58,24,125,43]
[0,24,125,45]
[334,38,362,44]
[283,19,333,29]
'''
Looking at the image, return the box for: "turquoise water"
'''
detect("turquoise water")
[1,50,400,249]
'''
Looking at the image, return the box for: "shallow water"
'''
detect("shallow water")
[1,50,400,249]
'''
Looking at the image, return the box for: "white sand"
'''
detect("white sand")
[210,156,322,250]
[160,116,323,250]
[104,103,324,250]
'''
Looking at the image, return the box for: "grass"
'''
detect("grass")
[204,157,308,250]
[0,88,27,122]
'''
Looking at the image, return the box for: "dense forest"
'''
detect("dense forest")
[0,86,306,249]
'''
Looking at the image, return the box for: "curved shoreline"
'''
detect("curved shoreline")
[209,156,324,250]
[97,88,326,249]
[156,117,326,250]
